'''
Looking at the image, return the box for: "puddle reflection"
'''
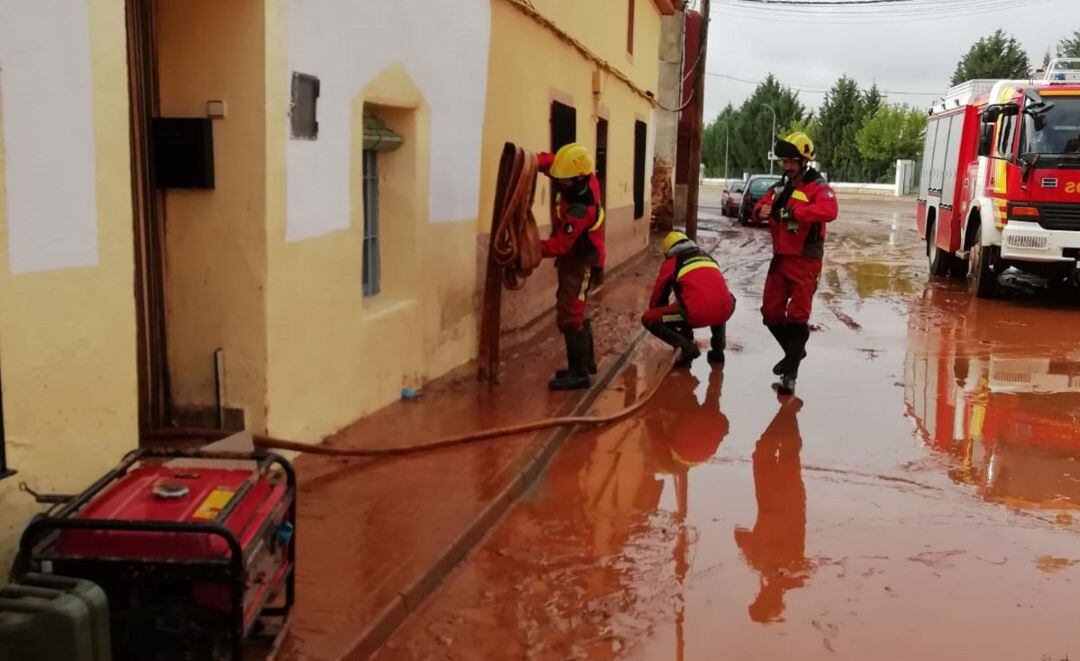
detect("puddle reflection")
[905,285,1080,513]
[734,397,810,624]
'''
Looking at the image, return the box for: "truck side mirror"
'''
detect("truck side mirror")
[978,123,994,157]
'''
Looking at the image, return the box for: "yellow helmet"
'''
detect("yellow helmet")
[549,143,594,179]
[775,131,815,161]
[662,231,690,256]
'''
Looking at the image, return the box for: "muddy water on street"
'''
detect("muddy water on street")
[377,199,1080,660]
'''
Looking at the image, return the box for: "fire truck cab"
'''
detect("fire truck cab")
[917,58,1080,298]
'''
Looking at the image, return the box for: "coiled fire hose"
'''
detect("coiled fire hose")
[146,143,679,458]
[489,145,542,290]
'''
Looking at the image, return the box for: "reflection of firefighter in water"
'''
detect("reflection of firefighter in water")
[644,368,729,660]
[734,397,810,623]
[646,369,730,474]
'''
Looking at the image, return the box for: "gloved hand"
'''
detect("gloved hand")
[778,207,798,233]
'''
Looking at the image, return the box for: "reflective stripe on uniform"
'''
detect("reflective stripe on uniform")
[676,259,721,280]
[661,313,685,323]
[589,206,605,232]
[578,267,591,301]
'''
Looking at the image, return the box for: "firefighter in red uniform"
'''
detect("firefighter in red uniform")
[537,143,606,391]
[754,132,838,394]
[642,231,736,366]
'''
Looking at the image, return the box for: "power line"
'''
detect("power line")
[705,71,941,96]
[714,0,1056,23]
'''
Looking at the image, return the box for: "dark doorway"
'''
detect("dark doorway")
[550,101,577,215]
[633,119,647,219]
[595,118,608,206]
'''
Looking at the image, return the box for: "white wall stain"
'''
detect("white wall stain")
[286,0,491,241]
[0,0,99,274]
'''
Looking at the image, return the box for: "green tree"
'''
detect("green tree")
[709,75,806,175]
[734,75,806,173]
[855,104,927,176]
[784,114,818,140]
[862,84,884,121]
[815,76,865,179]
[951,29,1030,85]
[1058,30,1080,58]
[702,103,736,177]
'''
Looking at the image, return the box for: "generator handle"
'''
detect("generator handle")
[18,482,77,505]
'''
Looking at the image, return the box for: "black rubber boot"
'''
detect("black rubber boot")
[768,324,808,375]
[645,322,700,367]
[767,324,791,375]
[773,323,809,395]
[549,329,591,391]
[556,321,598,378]
[786,323,810,374]
[585,320,598,375]
[708,324,727,364]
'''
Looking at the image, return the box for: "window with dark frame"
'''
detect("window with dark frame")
[290,72,320,140]
[633,120,647,219]
[627,0,635,54]
[362,149,380,298]
[360,108,404,299]
[595,118,609,206]
[550,101,578,212]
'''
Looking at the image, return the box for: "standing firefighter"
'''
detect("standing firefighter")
[642,231,735,366]
[754,132,838,394]
[538,143,606,391]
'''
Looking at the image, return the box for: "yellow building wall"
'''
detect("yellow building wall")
[529,0,663,94]
[481,0,655,331]
[263,9,477,442]
[155,0,270,431]
[0,0,138,575]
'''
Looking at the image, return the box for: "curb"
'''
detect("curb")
[341,328,650,660]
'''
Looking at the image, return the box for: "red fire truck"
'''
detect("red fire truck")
[917,58,1080,298]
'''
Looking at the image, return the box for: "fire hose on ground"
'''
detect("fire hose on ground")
[147,144,678,459]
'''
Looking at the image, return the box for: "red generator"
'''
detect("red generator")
[16,448,296,660]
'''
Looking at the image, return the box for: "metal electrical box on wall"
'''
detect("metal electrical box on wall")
[152,117,215,189]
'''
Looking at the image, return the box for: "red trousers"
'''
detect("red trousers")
[761,255,822,326]
[555,257,592,332]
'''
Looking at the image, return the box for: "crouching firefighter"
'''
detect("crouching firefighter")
[642,231,736,367]
[754,132,838,394]
[538,143,606,391]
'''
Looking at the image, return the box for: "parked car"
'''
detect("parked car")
[720,180,746,217]
[738,174,782,225]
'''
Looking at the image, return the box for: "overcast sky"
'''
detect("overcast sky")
[702,0,1078,122]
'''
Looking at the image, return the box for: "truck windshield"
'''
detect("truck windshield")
[1021,96,1080,157]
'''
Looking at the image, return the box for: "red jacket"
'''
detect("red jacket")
[649,245,734,327]
[537,152,606,267]
[754,168,838,259]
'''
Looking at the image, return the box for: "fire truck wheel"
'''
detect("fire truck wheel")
[968,226,1000,299]
[949,255,970,279]
[927,222,953,277]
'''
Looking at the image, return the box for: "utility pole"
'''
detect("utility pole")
[684,0,709,241]
[763,103,777,175]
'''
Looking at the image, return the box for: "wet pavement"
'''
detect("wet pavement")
[273,251,661,660]
[374,196,1080,660]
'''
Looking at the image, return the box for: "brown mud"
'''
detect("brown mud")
[375,197,1080,661]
